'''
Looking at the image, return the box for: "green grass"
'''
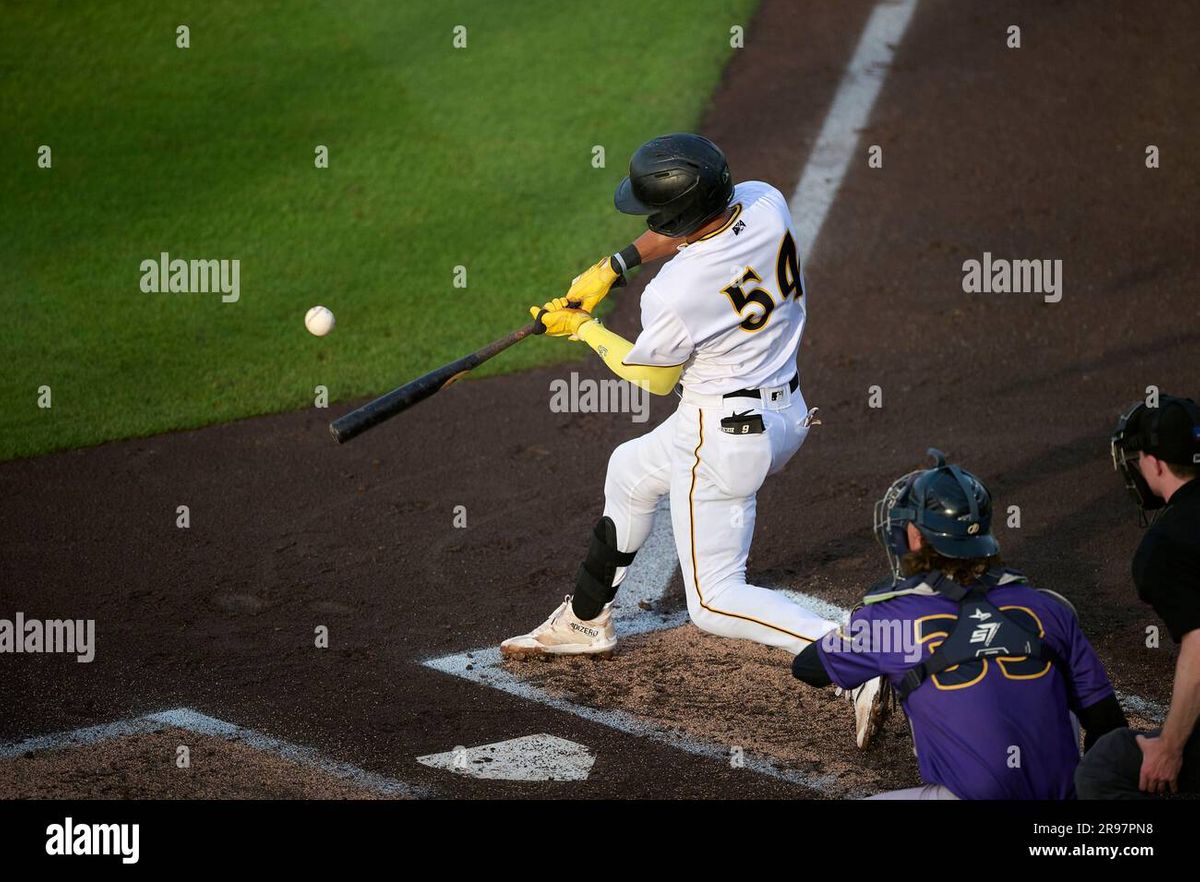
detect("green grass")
[0,0,756,460]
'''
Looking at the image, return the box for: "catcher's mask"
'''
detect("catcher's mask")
[1111,395,1200,517]
[874,449,1000,581]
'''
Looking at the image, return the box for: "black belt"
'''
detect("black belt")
[723,373,799,400]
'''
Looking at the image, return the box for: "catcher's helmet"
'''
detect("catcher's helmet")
[874,449,1000,580]
[1111,394,1200,513]
[613,133,734,238]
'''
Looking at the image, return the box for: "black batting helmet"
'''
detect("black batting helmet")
[613,133,734,238]
[874,449,1000,580]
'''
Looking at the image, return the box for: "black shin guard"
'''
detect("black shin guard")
[571,517,636,620]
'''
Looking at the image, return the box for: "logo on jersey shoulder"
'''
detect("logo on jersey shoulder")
[731,219,746,235]
[969,622,1002,647]
[968,608,992,622]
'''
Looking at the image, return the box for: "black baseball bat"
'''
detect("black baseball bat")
[329,313,552,444]
[329,271,627,444]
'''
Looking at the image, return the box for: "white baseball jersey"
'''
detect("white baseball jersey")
[624,181,807,395]
[509,179,833,658]
[594,180,832,656]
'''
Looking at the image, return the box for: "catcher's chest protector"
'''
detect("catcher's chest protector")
[896,570,1059,700]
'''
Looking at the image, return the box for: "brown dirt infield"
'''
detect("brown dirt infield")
[2,0,1196,799]
[0,729,396,800]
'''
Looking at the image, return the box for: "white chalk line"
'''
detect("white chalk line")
[0,708,431,799]
[422,595,848,793]
[1116,693,1168,725]
[789,0,920,259]
[423,610,846,796]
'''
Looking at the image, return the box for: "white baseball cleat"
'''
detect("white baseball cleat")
[500,595,616,658]
[837,676,893,749]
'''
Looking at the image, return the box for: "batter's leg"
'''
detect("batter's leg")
[600,411,677,583]
[569,410,677,620]
[501,412,679,657]
[669,403,834,655]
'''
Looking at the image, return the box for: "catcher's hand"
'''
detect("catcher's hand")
[530,299,592,339]
[562,257,620,313]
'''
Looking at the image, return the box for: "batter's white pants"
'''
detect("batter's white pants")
[603,386,834,655]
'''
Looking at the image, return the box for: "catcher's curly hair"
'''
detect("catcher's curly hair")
[901,543,1003,586]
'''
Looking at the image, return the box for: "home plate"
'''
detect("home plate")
[416,734,595,781]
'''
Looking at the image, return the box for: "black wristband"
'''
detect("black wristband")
[610,244,642,275]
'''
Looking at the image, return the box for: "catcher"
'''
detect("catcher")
[792,450,1126,798]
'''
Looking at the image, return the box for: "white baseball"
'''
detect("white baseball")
[305,305,335,336]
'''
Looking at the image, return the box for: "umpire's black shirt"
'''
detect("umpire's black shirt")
[1134,478,1200,642]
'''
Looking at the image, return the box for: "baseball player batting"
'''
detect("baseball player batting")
[501,134,846,672]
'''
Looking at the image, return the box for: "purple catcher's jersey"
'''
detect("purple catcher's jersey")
[818,572,1114,799]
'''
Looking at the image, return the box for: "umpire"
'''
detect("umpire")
[1076,394,1200,798]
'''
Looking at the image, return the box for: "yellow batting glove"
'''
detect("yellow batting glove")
[530,304,593,339]
[564,257,619,313]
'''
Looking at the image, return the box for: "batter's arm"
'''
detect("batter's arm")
[628,229,681,264]
[1160,630,1200,751]
[576,319,682,396]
